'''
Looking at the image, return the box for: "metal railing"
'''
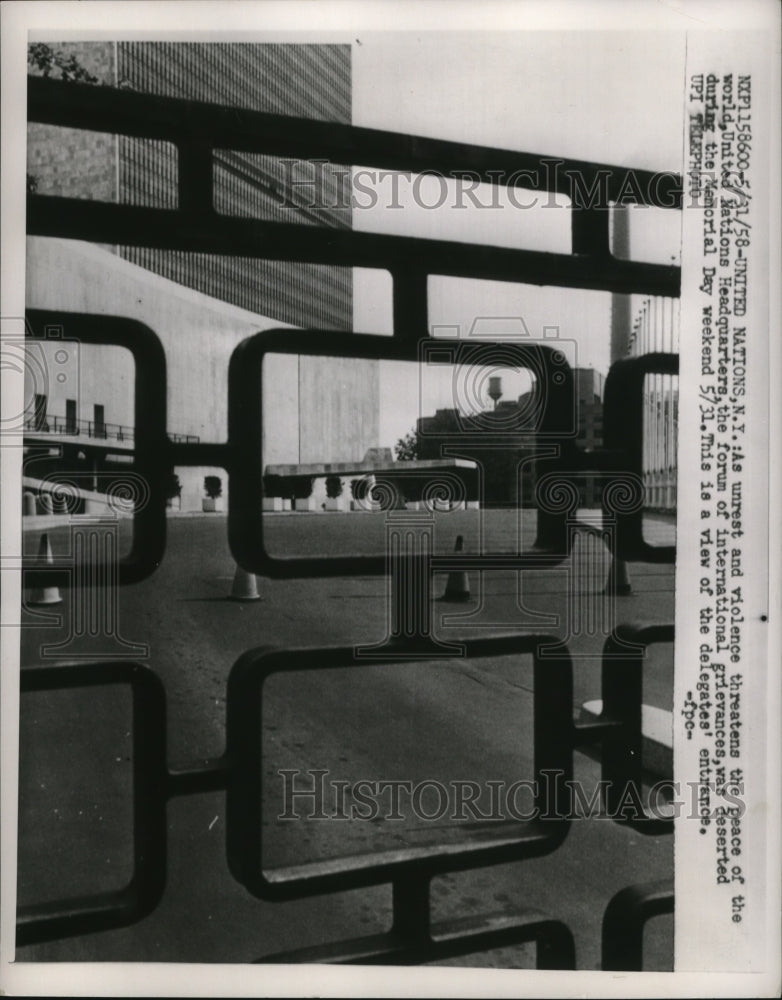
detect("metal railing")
[23,413,200,445]
[21,74,680,969]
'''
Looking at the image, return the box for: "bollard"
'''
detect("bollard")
[230,564,261,601]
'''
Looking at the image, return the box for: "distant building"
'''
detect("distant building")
[416,368,606,507]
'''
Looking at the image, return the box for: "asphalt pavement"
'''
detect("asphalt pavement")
[15,509,676,969]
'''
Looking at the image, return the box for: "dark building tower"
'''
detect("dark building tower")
[610,204,631,362]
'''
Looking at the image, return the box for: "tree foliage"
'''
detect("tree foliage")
[325,475,343,499]
[394,428,420,461]
[165,472,182,501]
[203,475,223,500]
[27,43,100,84]
[27,44,100,193]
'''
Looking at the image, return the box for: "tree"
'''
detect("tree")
[325,475,343,499]
[204,475,222,500]
[165,472,183,501]
[394,428,420,461]
[27,44,101,193]
[289,476,315,500]
[27,43,100,84]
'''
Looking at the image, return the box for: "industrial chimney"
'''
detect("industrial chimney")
[487,376,503,410]
[610,205,632,362]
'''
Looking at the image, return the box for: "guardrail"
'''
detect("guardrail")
[24,414,199,445]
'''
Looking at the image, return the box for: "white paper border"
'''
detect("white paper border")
[2,1,780,996]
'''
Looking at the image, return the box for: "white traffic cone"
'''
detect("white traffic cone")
[441,535,471,602]
[230,564,261,602]
[28,532,63,606]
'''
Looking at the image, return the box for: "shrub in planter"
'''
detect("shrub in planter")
[165,472,183,510]
[289,476,315,500]
[290,475,316,511]
[203,475,223,512]
[325,475,345,511]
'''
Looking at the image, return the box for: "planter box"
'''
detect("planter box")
[404,500,422,511]
[450,500,466,511]
[282,498,292,511]
[262,496,285,512]
[466,500,481,510]
[431,498,451,512]
[294,496,317,512]
[325,497,347,512]
[202,498,224,513]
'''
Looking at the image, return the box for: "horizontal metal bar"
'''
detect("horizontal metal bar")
[27,196,681,298]
[167,758,233,797]
[571,717,623,744]
[16,890,144,948]
[28,76,682,208]
[167,442,230,467]
[225,637,573,901]
[257,909,576,967]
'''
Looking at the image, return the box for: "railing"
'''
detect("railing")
[21,74,680,969]
[627,295,679,512]
[23,414,200,445]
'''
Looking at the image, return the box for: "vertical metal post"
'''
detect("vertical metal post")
[392,269,428,344]
[392,876,431,946]
[355,510,461,658]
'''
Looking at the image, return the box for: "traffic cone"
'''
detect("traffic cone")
[230,564,261,601]
[28,532,63,606]
[441,535,471,602]
[604,553,632,596]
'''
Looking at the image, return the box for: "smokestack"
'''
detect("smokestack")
[487,376,503,409]
[610,205,631,363]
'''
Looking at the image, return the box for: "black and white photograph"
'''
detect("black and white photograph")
[1,1,779,996]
